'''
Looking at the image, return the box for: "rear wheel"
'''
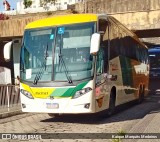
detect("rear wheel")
[138,86,144,103]
[108,88,116,116]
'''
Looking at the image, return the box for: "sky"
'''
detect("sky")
[0,0,21,12]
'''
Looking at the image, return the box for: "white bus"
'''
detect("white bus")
[4,14,149,116]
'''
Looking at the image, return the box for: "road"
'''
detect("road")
[0,79,160,142]
[149,79,160,94]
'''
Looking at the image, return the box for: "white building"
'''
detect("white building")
[17,0,82,10]
[3,0,83,15]
[55,0,82,6]
[30,0,41,8]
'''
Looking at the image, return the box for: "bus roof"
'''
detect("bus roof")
[107,16,148,49]
[25,14,99,29]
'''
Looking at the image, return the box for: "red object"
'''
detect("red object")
[6,1,10,8]
[3,0,10,10]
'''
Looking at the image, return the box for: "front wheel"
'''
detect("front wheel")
[48,113,61,118]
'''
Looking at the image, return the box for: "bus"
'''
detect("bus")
[5,14,149,116]
[148,47,160,79]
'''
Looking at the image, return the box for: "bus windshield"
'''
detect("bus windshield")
[20,22,95,83]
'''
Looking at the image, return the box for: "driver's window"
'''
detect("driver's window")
[96,48,104,74]
[98,18,109,74]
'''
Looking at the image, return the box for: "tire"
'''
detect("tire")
[138,86,144,103]
[48,113,61,117]
[108,89,116,116]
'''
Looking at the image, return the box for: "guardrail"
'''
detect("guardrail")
[0,84,21,113]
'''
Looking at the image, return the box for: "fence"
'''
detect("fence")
[0,84,21,113]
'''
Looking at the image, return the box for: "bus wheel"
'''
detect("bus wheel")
[108,88,116,116]
[138,86,144,103]
[48,113,61,118]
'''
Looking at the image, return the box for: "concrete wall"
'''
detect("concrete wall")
[0,15,47,38]
[75,0,160,30]
[75,0,160,14]
[0,10,73,38]
[111,10,160,30]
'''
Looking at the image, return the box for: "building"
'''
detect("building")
[17,0,83,12]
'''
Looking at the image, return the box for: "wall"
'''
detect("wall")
[0,10,73,38]
[75,0,160,30]
[75,0,160,14]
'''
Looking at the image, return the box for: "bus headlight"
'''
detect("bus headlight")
[20,89,34,99]
[73,87,92,99]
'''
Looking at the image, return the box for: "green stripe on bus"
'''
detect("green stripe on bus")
[50,81,88,97]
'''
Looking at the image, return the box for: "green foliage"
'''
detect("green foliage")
[40,0,57,7]
[112,129,126,142]
[24,0,32,9]
[112,139,121,142]
[46,11,52,16]
[118,129,126,136]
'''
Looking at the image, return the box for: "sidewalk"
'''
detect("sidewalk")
[129,110,160,134]
[123,95,160,142]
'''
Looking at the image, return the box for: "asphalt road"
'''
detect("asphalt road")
[149,78,160,94]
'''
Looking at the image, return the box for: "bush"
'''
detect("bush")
[24,0,32,8]
[0,13,9,20]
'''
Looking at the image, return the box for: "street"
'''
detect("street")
[0,80,160,142]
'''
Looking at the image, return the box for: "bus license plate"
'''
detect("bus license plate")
[46,103,59,109]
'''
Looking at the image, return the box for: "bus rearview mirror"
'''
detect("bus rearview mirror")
[90,33,100,55]
[3,41,12,62]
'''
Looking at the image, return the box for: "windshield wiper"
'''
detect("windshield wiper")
[58,33,72,84]
[58,54,73,84]
[33,62,46,85]
[33,44,48,85]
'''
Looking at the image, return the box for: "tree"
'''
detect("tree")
[24,0,32,9]
[40,0,57,8]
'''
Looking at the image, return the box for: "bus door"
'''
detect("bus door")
[95,18,110,111]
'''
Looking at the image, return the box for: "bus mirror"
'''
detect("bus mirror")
[3,41,12,62]
[90,33,100,55]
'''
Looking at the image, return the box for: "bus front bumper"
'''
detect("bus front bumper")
[20,92,95,114]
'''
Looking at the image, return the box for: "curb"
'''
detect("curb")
[0,110,23,119]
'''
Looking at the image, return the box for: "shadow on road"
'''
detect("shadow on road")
[41,79,160,124]
[149,78,160,94]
